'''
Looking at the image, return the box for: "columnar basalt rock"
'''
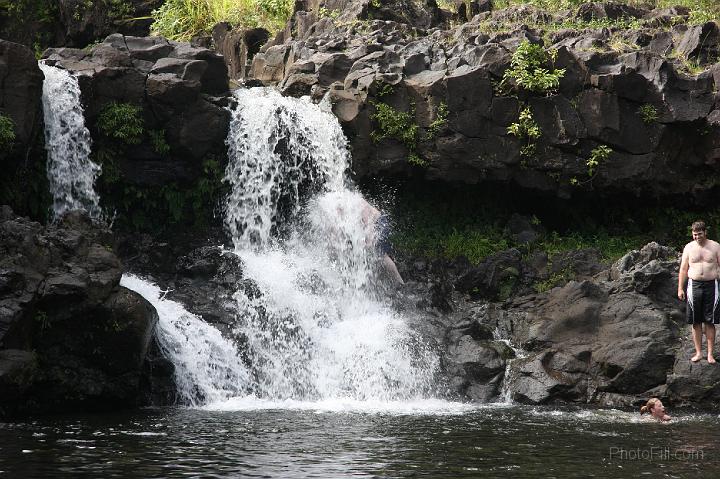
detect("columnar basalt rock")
[244,2,720,205]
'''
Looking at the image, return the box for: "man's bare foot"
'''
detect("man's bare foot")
[708,355,717,364]
[691,353,702,362]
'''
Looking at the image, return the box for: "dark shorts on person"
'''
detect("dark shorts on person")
[375,214,393,256]
[686,278,720,324]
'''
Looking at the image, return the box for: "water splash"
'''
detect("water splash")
[225,88,441,403]
[40,63,102,221]
[121,274,251,406]
[224,88,348,249]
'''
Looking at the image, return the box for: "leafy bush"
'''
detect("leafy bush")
[508,107,541,157]
[152,0,293,41]
[97,102,144,145]
[586,145,612,177]
[0,113,15,150]
[371,101,429,166]
[502,40,565,94]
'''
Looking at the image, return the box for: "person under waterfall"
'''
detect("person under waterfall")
[359,199,404,285]
[678,220,720,363]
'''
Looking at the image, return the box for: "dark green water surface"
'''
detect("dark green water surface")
[1,404,717,478]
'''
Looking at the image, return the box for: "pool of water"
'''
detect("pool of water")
[1,402,717,478]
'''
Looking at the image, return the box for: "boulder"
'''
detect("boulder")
[0,208,160,417]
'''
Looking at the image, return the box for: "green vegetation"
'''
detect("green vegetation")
[370,101,427,166]
[427,103,449,138]
[534,266,574,293]
[586,145,612,178]
[571,145,612,186]
[0,113,16,150]
[97,102,144,145]
[152,0,293,41]
[149,129,171,155]
[386,189,652,267]
[490,0,718,23]
[638,104,659,124]
[501,40,565,94]
[508,107,541,157]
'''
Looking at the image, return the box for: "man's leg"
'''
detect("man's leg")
[707,323,716,363]
[691,323,703,362]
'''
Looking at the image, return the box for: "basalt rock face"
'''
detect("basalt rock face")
[0,206,161,417]
[43,34,230,188]
[442,242,720,407]
[247,2,720,205]
[0,40,47,219]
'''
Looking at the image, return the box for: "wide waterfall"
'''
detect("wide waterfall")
[123,88,445,409]
[222,88,441,406]
[40,63,102,221]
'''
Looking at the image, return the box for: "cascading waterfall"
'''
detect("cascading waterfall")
[121,274,251,406]
[40,63,102,221]
[222,88,441,404]
[224,88,347,249]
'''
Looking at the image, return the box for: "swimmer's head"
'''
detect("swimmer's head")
[640,397,665,416]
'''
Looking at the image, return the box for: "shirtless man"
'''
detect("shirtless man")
[678,221,720,363]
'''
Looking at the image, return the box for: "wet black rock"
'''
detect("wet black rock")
[0,207,160,417]
[441,242,720,407]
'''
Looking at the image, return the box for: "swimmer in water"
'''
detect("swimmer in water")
[639,398,671,422]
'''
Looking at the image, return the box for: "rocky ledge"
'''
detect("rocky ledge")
[0,207,167,417]
[443,241,720,407]
[245,0,720,204]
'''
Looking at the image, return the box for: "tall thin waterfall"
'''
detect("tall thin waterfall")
[40,63,102,221]
[224,88,440,403]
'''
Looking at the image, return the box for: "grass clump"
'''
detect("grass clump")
[0,113,16,150]
[152,0,293,41]
[97,102,144,145]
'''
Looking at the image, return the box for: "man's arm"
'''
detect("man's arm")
[678,245,689,300]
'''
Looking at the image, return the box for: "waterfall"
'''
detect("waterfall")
[121,274,251,406]
[222,88,440,403]
[224,88,348,249]
[494,328,528,404]
[40,63,102,221]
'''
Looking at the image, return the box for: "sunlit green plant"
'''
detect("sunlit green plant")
[638,104,659,124]
[502,40,565,94]
[508,107,541,157]
[152,0,293,41]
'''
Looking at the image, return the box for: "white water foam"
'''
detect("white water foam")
[40,63,102,221]
[202,396,478,415]
[120,274,251,406]
[224,88,348,249]
[223,89,444,406]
